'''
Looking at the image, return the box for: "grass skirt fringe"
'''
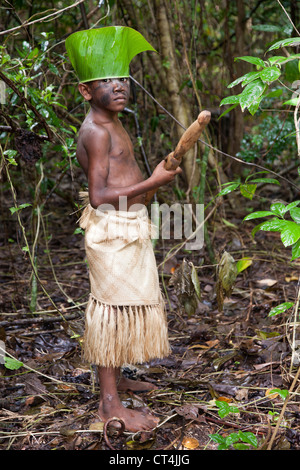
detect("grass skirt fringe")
[83,294,170,367]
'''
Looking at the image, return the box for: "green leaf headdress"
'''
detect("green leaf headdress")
[65,26,156,83]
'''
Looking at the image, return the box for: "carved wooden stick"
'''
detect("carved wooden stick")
[146,110,211,204]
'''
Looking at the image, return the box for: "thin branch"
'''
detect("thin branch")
[0,70,53,140]
[0,0,86,36]
[276,0,300,36]
[294,94,300,157]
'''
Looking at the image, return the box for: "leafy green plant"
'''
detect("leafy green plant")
[215,400,240,418]
[219,30,300,336]
[209,430,258,450]
[269,388,289,400]
[4,356,23,370]
[244,199,300,261]
[236,112,297,163]
[217,171,280,201]
[220,38,300,115]
[243,198,300,322]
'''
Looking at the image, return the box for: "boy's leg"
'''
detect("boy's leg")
[98,366,159,432]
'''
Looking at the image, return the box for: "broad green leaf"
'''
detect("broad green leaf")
[269,53,300,65]
[270,202,287,217]
[248,178,280,185]
[209,433,226,444]
[264,89,283,99]
[258,218,287,232]
[234,443,250,450]
[217,443,228,450]
[236,257,252,273]
[4,356,23,370]
[4,149,18,166]
[240,183,257,199]
[9,203,32,215]
[285,60,300,83]
[268,37,300,52]
[260,66,281,84]
[239,79,266,111]
[216,400,239,418]
[244,211,276,221]
[269,388,289,400]
[228,71,261,88]
[220,95,240,106]
[252,24,283,33]
[280,221,300,246]
[245,170,269,181]
[248,96,263,115]
[225,433,240,446]
[291,239,300,260]
[235,56,265,68]
[218,103,238,119]
[65,27,156,83]
[228,75,248,88]
[269,302,293,317]
[217,182,240,196]
[238,431,258,448]
[284,98,299,106]
[290,207,300,224]
[27,47,39,60]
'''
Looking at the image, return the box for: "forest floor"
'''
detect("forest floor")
[0,188,300,452]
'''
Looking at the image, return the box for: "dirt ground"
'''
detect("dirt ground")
[0,190,300,452]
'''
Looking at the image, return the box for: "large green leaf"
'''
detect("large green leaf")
[235,56,265,68]
[258,218,287,232]
[291,239,300,260]
[280,221,300,247]
[267,37,300,52]
[268,54,300,65]
[65,26,156,83]
[240,183,257,199]
[239,79,266,111]
[260,66,281,84]
[244,211,276,221]
[220,95,240,106]
[228,71,261,88]
[270,202,287,217]
[269,302,293,316]
[290,207,300,224]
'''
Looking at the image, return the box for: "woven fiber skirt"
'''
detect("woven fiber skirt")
[79,197,170,367]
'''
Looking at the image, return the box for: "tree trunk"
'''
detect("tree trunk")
[154,0,200,189]
[232,0,246,164]
[224,0,246,166]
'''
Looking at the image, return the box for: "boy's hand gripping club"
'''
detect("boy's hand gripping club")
[145,110,211,204]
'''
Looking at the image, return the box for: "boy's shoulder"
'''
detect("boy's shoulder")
[78,116,111,145]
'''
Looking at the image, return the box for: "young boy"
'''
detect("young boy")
[66,27,181,432]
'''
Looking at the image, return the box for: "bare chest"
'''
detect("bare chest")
[107,129,143,186]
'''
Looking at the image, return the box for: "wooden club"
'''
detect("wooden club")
[145,110,211,204]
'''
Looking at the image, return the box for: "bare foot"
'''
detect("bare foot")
[98,398,160,432]
[117,376,157,393]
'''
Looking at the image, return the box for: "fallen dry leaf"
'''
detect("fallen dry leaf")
[255,279,277,287]
[265,388,279,399]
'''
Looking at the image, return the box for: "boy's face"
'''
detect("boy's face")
[79,78,130,112]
